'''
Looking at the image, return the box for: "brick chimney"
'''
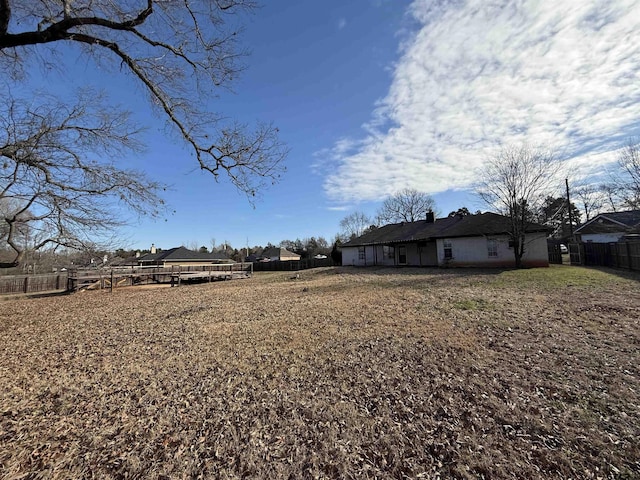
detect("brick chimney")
[426,210,435,223]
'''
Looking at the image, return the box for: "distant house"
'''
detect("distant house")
[261,247,301,262]
[136,246,231,267]
[574,210,640,243]
[341,212,550,268]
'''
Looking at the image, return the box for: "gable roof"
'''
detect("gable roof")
[574,210,640,235]
[138,247,228,263]
[342,212,549,247]
[262,247,300,259]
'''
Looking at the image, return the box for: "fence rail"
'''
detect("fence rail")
[1,263,254,295]
[0,273,68,295]
[569,241,640,272]
[252,258,336,271]
[68,263,253,292]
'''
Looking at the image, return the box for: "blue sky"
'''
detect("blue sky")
[13,0,640,251]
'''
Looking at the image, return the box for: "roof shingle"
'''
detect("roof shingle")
[343,213,549,247]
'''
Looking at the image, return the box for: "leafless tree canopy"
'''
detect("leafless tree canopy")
[339,211,372,241]
[616,139,640,209]
[573,184,605,222]
[0,0,287,197]
[0,1,287,268]
[376,188,436,224]
[0,92,163,268]
[477,144,560,267]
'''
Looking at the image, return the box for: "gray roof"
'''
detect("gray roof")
[262,247,300,258]
[575,210,640,235]
[342,212,549,247]
[138,247,229,263]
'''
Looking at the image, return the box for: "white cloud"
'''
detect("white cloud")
[326,205,350,211]
[337,17,347,30]
[324,0,640,202]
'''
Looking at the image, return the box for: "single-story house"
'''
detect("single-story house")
[260,247,301,262]
[574,210,640,243]
[341,212,550,268]
[136,246,231,267]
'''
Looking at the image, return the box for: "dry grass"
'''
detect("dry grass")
[1,266,639,479]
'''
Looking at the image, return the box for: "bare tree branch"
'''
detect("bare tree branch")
[339,212,372,241]
[1,92,164,268]
[476,144,560,268]
[573,184,605,222]
[376,188,437,224]
[617,138,640,209]
[0,1,287,199]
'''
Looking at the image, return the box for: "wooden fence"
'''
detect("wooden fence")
[547,241,563,264]
[252,258,336,271]
[569,242,640,272]
[1,263,254,295]
[0,273,68,295]
[68,263,253,292]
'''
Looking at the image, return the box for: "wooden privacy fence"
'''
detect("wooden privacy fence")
[569,242,640,271]
[252,257,336,271]
[0,273,68,295]
[547,241,563,264]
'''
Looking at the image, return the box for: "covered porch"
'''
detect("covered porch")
[354,241,438,267]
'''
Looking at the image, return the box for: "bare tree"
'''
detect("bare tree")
[339,211,372,241]
[376,188,437,224]
[0,1,287,196]
[477,144,560,268]
[573,184,604,222]
[184,241,200,252]
[616,139,640,209]
[0,92,163,268]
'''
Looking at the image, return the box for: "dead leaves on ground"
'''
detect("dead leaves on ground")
[1,267,639,479]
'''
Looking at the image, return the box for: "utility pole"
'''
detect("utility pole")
[566,178,574,239]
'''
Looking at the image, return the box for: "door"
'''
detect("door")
[398,245,407,265]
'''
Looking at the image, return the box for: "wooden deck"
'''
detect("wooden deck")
[67,263,252,292]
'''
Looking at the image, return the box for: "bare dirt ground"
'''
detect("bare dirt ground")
[1,266,639,479]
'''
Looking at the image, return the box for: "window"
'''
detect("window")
[358,247,365,260]
[383,245,395,259]
[398,245,407,264]
[443,240,452,259]
[487,238,498,257]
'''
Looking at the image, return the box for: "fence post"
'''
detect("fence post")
[23,276,29,294]
[626,242,633,270]
[110,270,114,293]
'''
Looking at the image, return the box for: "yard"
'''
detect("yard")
[1,266,639,479]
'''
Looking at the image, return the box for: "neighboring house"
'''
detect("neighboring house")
[574,210,640,243]
[261,247,301,262]
[136,246,231,267]
[341,212,550,268]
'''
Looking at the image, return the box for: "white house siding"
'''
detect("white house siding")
[580,233,624,243]
[435,233,549,267]
[343,233,548,268]
[341,245,381,266]
[367,245,396,265]
[420,242,438,266]
[342,245,405,266]
[398,242,438,266]
[341,246,360,266]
